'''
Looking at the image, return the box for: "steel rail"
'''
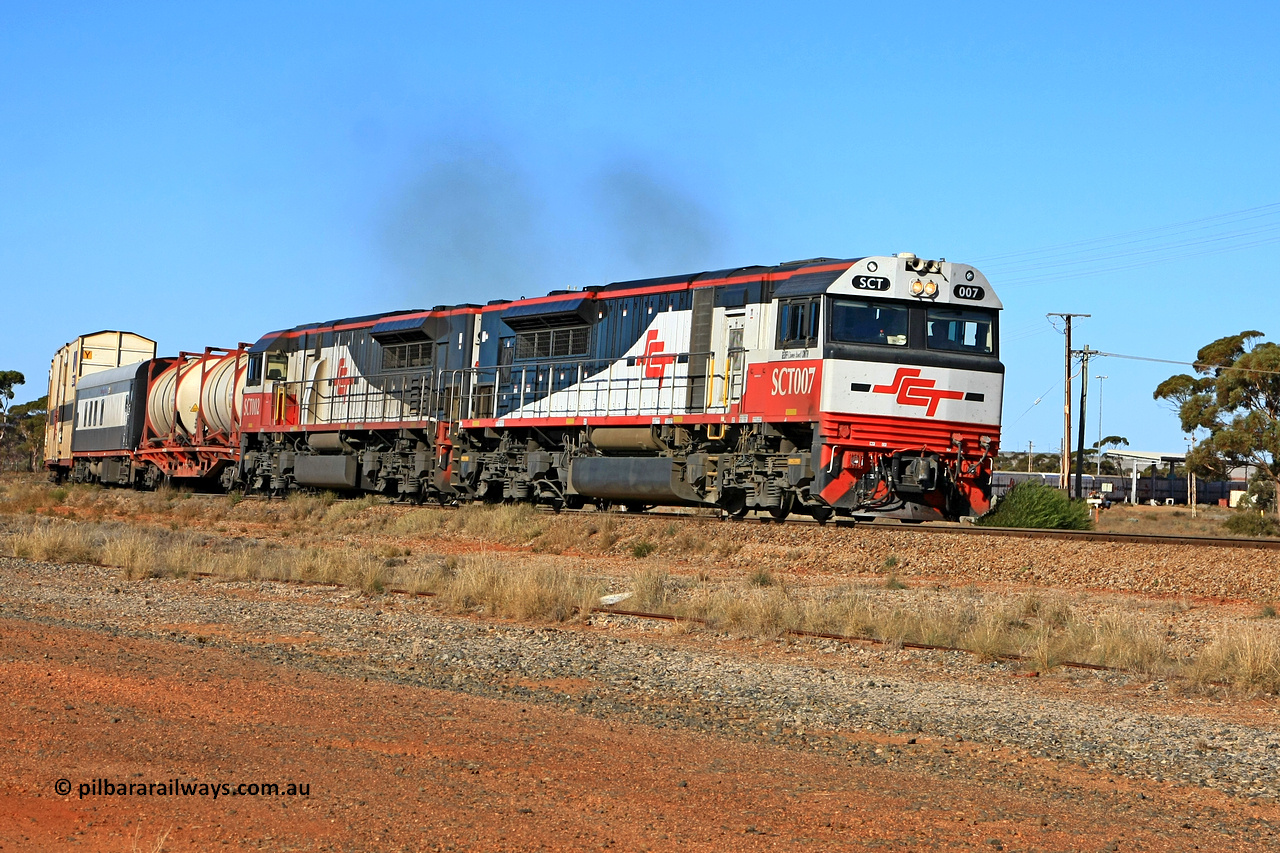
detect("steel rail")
[596,505,1280,551]
[843,520,1280,551]
[193,490,1280,550]
[204,491,1280,550]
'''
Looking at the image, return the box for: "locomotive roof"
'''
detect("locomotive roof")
[595,258,858,293]
[252,258,860,343]
[249,255,1000,349]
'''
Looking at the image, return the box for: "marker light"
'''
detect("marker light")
[923,281,938,297]
[910,280,925,295]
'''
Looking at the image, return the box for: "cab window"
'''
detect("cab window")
[246,355,263,387]
[926,308,994,354]
[265,354,289,381]
[777,298,820,348]
[828,298,909,346]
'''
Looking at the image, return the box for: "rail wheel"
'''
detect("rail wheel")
[719,490,749,520]
[768,493,794,523]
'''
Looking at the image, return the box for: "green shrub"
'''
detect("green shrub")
[1224,511,1280,538]
[977,482,1092,530]
[630,540,656,558]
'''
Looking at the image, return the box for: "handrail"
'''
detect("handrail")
[261,348,748,428]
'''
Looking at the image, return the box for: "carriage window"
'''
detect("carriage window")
[828,298,909,346]
[926,308,994,355]
[265,354,289,381]
[777,298,820,348]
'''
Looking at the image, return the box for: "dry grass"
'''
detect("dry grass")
[395,503,544,542]
[0,477,72,513]
[1,516,392,592]
[8,522,102,564]
[1087,614,1173,676]
[4,475,1278,689]
[883,572,908,590]
[1186,626,1280,693]
[437,553,601,622]
[631,567,673,612]
[393,503,744,560]
[102,528,162,579]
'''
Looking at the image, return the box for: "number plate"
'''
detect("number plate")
[852,275,891,291]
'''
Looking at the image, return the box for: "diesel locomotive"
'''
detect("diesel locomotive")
[46,254,1003,521]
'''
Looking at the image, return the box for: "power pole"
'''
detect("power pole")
[1027,441,1033,473]
[1048,313,1090,491]
[1095,374,1108,476]
[1073,346,1098,499]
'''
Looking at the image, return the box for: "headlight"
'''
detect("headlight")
[923,281,938,297]
[910,280,925,295]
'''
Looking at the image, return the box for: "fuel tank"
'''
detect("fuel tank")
[568,456,706,506]
[147,352,246,437]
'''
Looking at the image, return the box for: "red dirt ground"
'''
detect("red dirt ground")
[2,617,1277,851]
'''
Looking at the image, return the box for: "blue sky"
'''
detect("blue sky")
[3,2,1278,455]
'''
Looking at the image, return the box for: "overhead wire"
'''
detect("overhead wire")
[975,201,1280,265]
[972,201,1280,288]
[1006,380,1060,427]
[1094,350,1280,378]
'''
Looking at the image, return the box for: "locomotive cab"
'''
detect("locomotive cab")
[804,255,1003,519]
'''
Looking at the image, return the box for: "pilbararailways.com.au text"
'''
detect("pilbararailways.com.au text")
[56,778,310,800]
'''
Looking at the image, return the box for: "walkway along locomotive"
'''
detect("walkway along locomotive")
[47,254,1003,521]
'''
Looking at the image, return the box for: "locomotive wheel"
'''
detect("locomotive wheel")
[768,493,794,523]
[720,491,749,520]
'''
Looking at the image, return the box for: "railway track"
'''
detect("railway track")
[631,507,1280,551]
[846,520,1280,551]
[197,490,1280,550]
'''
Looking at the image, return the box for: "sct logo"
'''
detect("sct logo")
[639,330,676,379]
[335,357,352,396]
[872,368,963,417]
[772,366,816,396]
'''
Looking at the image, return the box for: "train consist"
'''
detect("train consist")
[46,254,1004,521]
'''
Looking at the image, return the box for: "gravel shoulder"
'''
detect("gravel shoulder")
[3,554,1280,851]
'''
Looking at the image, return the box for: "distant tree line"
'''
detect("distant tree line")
[0,371,46,473]
[1156,330,1280,517]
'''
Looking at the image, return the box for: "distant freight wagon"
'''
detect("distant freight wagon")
[991,471,1236,506]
